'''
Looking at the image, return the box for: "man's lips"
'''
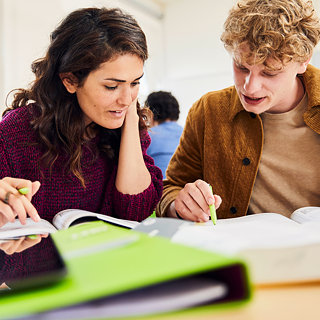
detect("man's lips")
[242,94,266,105]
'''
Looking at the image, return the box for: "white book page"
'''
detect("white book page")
[216,212,298,226]
[172,213,320,255]
[290,207,320,224]
[0,218,57,239]
[52,209,139,230]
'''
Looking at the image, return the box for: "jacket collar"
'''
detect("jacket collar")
[302,64,320,110]
[229,86,245,121]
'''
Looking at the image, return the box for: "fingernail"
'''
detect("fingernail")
[35,214,41,222]
[203,215,209,222]
[208,197,214,205]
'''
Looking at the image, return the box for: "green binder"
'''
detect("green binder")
[0,221,252,319]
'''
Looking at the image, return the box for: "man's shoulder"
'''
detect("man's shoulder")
[188,85,236,118]
[193,86,234,107]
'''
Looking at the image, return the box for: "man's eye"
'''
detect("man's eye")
[238,67,249,72]
[264,73,277,77]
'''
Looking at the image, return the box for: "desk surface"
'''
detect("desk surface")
[146,283,320,320]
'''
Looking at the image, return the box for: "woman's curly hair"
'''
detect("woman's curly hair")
[221,0,320,67]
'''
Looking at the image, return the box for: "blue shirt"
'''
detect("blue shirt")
[147,121,183,178]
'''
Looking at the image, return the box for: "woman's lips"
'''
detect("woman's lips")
[109,110,124,117]
[243,94,266,105]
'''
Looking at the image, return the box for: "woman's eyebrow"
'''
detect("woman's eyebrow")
[104,73,144,83]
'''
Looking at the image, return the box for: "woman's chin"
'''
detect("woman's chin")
[102,120,125,130]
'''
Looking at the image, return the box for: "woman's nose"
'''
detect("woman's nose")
[118,87,133,106]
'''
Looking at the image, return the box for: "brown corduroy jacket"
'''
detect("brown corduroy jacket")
[157,64,320,219]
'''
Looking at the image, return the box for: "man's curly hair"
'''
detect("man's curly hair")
[221,0,320,68]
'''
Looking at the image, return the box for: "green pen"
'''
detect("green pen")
[27,235,38,239]
[208,184,217,225]
[18,187,29,195]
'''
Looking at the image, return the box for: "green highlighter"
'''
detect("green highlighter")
[18,187,29,195]
[27,235,38,240]
[208,184,217,225]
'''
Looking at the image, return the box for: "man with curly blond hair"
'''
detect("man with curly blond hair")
[157,0,320,221]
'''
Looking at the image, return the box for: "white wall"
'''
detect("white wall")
[159,0,236,126]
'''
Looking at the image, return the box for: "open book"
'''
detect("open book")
[134,207,320,286]
[0,209,139,240]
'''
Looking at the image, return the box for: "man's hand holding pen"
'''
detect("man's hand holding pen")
[168,179,222,222]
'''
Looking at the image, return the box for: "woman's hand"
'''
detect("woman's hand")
[0,283,9,290]
[116,98,151,195]
[122,97,139,128]
[0,234,48,255]
[167,179,222,222]
[0,178,41,228]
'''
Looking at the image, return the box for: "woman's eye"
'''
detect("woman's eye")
[105,86,117,91]
[131,81,140,87]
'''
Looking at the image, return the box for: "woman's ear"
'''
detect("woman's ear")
[59,73,78,94]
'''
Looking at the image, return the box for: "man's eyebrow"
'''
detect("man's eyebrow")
[104,73,144,82]
[264,67,283,72]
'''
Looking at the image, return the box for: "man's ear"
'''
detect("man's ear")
[298,57,311,74]
[59,72,78,94]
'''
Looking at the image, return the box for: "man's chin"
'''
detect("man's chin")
[240,99,268,115]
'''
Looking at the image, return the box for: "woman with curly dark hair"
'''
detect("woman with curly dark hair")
[0,7,162,236]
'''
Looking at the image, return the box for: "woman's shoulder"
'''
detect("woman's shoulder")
[0,105,38,141]
[1,105,36,123]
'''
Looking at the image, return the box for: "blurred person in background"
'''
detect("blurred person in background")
[146,91,183,178]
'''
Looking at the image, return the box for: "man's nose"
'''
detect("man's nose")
[243,73,262,94]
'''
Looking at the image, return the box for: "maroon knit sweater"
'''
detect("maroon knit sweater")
[0,105,163,283]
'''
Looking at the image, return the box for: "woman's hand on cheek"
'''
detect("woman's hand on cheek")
[123,98,139,128]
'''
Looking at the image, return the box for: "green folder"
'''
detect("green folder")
[0,221,252,319]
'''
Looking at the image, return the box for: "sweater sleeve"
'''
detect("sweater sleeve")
[157,100,205,217]
[112,132,163,221]
[0,132,12,179]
